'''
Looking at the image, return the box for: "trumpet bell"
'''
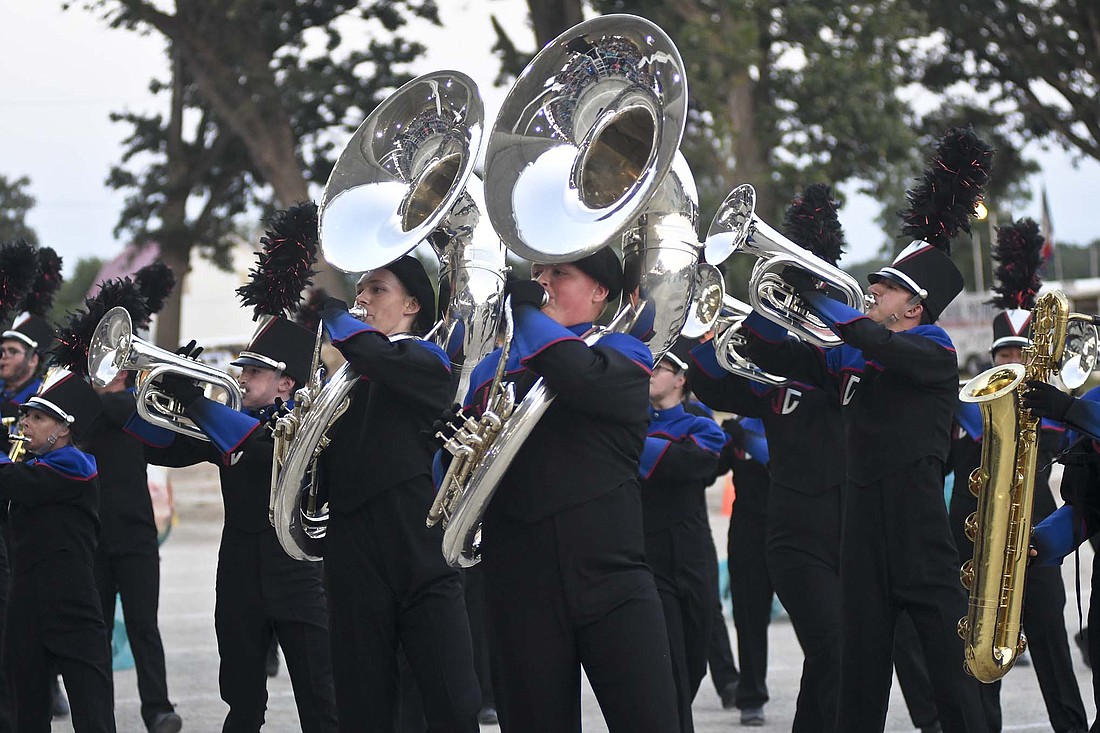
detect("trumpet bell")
[319,71,484,273]
[87,307,243,442]
[483,14,688,262]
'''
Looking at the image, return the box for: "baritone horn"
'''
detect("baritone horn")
[87,306,243,442]
[271,70,507,561]
[432,14,695,567]
[705,184,867,347]
[681,263,787,386]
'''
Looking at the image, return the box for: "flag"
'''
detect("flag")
[1040,185,1054,264]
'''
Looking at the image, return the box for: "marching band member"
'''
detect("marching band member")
[0,369,115,732]
[640,338,726,732]
[454,247,680,732]
[689,184,848,731]
[317,254,481,731]
[951,219,1088,733]
[1027,385,1100,733]
[737,128,993,731]
[715,415,774,726]
[124,208,339,733]
[79,264,184,733]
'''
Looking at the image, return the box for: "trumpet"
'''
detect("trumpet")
[681,263,788,386]
[87,306,243,442]
[705,184,867,348]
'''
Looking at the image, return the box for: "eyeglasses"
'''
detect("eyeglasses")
[653,364,680,375]
[0,347,27,359]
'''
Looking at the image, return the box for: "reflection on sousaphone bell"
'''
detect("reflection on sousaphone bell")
[87,306,243,443]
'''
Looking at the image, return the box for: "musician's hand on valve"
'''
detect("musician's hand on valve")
[175,339,204,361]
[157,373,204,409]
[780,266,818,296]
[504,278,548,312]
[1022,380,1074,421]
[431,403,463,449]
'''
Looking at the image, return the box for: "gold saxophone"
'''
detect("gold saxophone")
[2,416,28,462]
[957,291,1070,682]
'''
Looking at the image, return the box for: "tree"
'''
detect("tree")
[0,174,39,245]
[70,0,441,295]
[920,0,1100,165]
[52,256,106,324]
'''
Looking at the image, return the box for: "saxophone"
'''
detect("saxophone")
[2,416,28,462]
[957,290,1069,682]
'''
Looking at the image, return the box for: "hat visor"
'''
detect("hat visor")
[19,398,71,424]
[991,336,1032,352]
[867,270,919,296]
[231,355,278,371]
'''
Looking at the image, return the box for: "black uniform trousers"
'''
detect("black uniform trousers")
[0,524,12,733]
[95,546,174,728]
[838,457,988,733]
[892,611,941,729]
[949,483,1088,733]
[726,504,772,710]
[766,481,842,733]
[646,508,719,732]
[215,528,337,733]
[481,482,679,733]
[6,554,115,733]
[324,483,480,733]
[462,565,494,710]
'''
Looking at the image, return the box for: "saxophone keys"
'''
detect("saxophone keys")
[960,560,975,590]
[964,512,979,542]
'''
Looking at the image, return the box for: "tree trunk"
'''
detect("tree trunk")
[527,0,583,48]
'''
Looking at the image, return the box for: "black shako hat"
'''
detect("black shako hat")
[868,241,964,323]
[3,312,57,355]
[232,316,315,385]
[991,310,1032,352]
[22,368,101,440]
[660,337,694,373]
[382,255,437,335]
[571,246,623,303]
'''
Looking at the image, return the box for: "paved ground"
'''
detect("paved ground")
[51,463,1097,732]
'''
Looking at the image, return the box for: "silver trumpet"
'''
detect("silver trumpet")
[87,306,243,442]
[681,264,788,386]
[705,184,867,348]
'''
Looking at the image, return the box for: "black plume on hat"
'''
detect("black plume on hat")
[990,219,1043,311]
[899,126,994,254]
[782,183,845,266]
[236,202,319,321]
[134,261,177,325]
[22,247,63,318]
[54,278,148,377]
[0,240,38,324]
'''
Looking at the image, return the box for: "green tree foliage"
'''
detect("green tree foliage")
[69,0,440,296]
[51,256,106,324]
[920,0,1100,165]
[0,175,39,245]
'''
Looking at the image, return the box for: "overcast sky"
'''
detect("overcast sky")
[2,0,1098,277]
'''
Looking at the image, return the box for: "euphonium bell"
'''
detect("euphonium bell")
[705,184,867,348]
[87,306,243,443]
[681,263,787,386]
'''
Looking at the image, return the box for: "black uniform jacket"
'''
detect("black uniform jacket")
[0,445,100,576]
[126,403,273,534]
[320,310,453,515]
[638,403,725,531]
[85,389,158,552]
[689,339,846,495]
[462,305,653,523]
[739,300,958,486]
